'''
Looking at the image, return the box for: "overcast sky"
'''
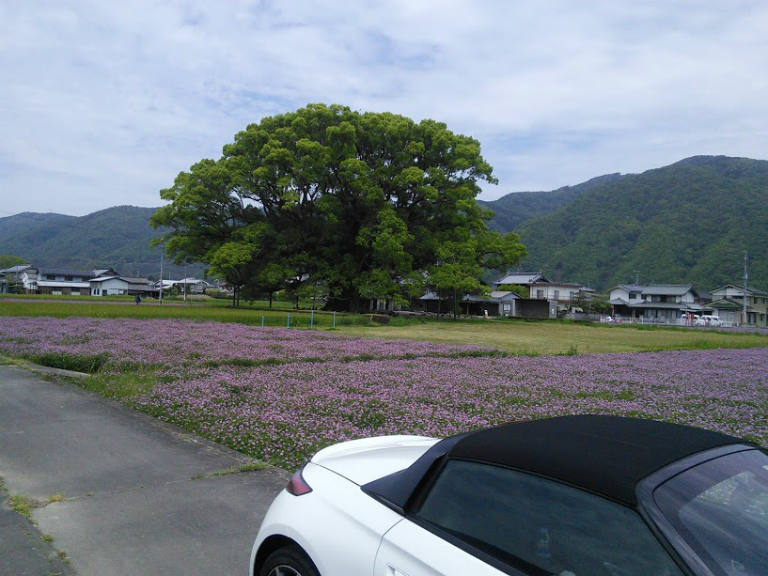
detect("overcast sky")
[2,1,767,217]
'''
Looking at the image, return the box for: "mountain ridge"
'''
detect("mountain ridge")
[0,206,204,279]
[491,155,767,291]
[2,156,766,291]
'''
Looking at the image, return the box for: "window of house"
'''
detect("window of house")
[536,289,544,299]
[554,290,560,300]
[46,274,55,280]
[415,460,682,576]
[65,275,73,281]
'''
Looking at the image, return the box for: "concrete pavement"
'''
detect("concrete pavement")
[0,364,289,576]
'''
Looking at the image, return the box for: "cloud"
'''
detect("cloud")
[1,0,767,215]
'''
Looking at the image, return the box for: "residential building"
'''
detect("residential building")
[529,281,587,308]
[22,267,95,295]
[90,276,153,297]
[706,298,743,327]
[0,265,31,293]
[493,272,591,316]
[493,272,549,294]
[710,285,768,327]
[152,278,211,296]
[174,278,210,295]
[609,284,709,324]
[463,291,521,317]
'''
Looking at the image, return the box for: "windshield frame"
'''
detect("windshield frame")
[636,444,764,576]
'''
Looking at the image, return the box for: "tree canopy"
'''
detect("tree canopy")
[152,104,525,310]
[0,254,27,269]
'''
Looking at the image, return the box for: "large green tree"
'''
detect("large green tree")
[152,104,525,311]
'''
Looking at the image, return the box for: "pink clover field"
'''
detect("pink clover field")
[1,316,766,469]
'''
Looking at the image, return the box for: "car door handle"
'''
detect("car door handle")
[386,566,410,576]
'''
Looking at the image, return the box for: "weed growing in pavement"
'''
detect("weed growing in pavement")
[8,494,37,517]
[190,461,270,480]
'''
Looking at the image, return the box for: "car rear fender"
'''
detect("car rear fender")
[252,462,404,575]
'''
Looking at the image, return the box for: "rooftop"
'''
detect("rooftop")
[641,284,694,296]
[495,272,547,285]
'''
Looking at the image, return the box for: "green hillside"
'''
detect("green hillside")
[502,156,768,291]
[479,172,624,232]
[3,156,766,292]
[0,206,205,278]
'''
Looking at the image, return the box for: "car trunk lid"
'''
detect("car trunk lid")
[312,435,438,485]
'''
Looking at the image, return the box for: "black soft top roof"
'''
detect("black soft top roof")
[363,415,748,509]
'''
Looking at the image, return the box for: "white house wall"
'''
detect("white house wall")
[92,278,130,295]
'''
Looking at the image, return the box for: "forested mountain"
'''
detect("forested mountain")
[0,206,204,278]
[483,156,768,292]
[479,172,624,232]
[3,156,766,292]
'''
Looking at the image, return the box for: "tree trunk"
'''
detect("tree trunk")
[348,291,362,314]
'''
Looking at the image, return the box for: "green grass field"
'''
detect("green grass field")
[0,297,371,328]
[343,320,768,354]
[1,296,767,354]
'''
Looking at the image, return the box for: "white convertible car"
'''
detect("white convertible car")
[250,415,768,576]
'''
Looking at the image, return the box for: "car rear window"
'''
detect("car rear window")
[415,459,682,576]
[654,449,768,575]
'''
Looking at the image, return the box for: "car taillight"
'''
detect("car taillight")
[286,466,312,496]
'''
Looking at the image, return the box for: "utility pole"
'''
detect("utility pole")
[743,251,749,326]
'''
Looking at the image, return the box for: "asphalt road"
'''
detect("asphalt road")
[0,364,289,576]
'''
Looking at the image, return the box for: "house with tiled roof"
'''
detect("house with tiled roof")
[89,275,153,297]
[13,267,119,295]
[710,284,768,327]
[0,264,31,293]
[493,271,591,316]
[609,284,709,324]
[21,267,96,295]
